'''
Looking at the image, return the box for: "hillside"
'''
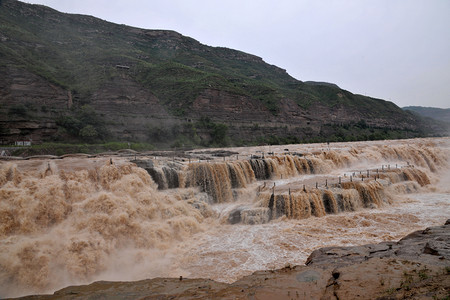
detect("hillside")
[403,106,450,123]
[0,0,444,149]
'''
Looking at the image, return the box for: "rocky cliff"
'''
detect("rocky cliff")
[0,0,444,147]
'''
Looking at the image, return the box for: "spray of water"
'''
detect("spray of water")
[0,138,449,297]
[0,161,210,297]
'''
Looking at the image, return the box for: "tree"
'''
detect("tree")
[79,125,98,141]
[211,123,228,146]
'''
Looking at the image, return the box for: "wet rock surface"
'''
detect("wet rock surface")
[17,220,450,300]
[305,220,450,266]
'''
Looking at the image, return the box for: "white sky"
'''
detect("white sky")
[24,0,450,108]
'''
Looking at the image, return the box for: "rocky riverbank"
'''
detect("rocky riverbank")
[16,220,449,300]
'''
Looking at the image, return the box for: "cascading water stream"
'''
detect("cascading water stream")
[135,142,442,225]
[0,138,449,298]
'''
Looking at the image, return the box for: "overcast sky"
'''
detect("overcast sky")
[25,0,450,108]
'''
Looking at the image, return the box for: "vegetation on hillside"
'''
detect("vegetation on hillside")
[0,0,413,117]
[0,0,444,153]
[56,105,109,142]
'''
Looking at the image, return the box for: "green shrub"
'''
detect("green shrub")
[56,105,109,141]
[211,123,228,146]
[79,125,98,139]
[56,115,82,136]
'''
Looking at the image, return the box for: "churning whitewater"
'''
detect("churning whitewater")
[0,138,449,298]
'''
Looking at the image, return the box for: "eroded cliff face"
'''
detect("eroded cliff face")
[191,89,274,122]
[0,84,409,145]
[0,0,437,145]
[0,64,427,146]
[89,76,172,141]
[0,66,67,143]
[0,66,172,143]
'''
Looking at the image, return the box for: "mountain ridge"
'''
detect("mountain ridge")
[403,106,450,124]
[0,0,445,148]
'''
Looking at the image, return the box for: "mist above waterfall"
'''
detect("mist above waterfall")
[0,138,449,298]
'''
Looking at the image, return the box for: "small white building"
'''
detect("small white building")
[15,140,32,146]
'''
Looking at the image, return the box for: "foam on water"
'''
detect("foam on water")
[176,192,450,283]
[0,137,449,297]
[0,161,210,297]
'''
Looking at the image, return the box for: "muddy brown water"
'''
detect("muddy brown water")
[0,137,449,298]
